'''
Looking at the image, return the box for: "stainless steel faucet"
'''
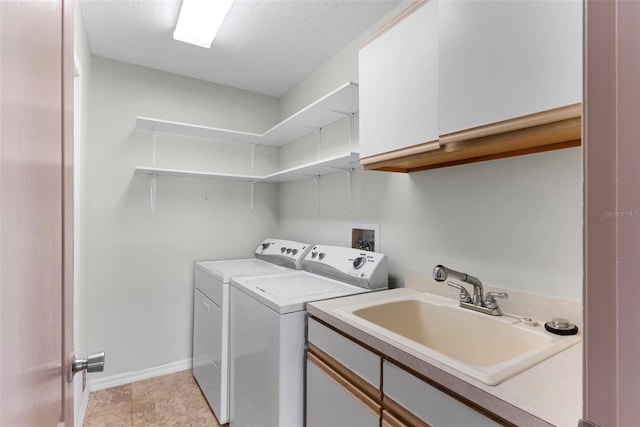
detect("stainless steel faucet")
[432,264,508,316]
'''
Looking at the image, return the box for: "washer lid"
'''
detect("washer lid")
[196,259,288,283]
[231,271,368,314]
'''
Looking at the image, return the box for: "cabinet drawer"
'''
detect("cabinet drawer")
[307,353,381,427]
[195,266,223,305]
[383,360,500,427]
[308,318,380,389]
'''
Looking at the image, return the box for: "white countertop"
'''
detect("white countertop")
[307,288,582,427]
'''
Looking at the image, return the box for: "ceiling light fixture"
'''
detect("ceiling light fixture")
[173,0,234,48]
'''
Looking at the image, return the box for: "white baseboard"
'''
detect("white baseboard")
[89,358,193,392]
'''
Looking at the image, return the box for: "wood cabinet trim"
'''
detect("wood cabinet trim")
[307,351,382,417]
[360,0,428,49]
[383,396,431,427]
[361,104,582,172]
[307,342,382,403]
[439,102,581,145]
[360,140,441,166]
[382,409,415,427]
[308,316,385,367]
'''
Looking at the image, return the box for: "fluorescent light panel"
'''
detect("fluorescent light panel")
[173,0,234,48]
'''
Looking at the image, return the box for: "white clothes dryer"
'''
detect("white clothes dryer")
[229,245,388,427]
[193,238,311,424]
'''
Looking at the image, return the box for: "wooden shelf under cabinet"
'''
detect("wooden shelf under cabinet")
[361,103,582,173]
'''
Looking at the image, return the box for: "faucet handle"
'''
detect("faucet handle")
[447,281,472,304]
[484,292,508,309]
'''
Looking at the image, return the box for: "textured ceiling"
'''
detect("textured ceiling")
[79,0,402,97]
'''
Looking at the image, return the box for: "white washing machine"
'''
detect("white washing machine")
[193,238,312,424]
[229,245,388,427]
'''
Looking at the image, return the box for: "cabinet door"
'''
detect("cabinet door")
[307,353,381,427]
[439,0,582,135]
[308,318,380,389]
[359,0,439,159]
[383,361,501,427]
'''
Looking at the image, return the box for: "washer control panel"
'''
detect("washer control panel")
[302,245,388,290]
[255,238,312,270]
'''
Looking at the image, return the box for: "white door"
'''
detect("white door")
[1,1,76,425]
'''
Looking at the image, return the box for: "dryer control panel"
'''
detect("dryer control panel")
[302,245,388,290]
[255,238,312,270]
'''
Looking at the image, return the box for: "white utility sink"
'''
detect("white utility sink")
[335,292,580,385]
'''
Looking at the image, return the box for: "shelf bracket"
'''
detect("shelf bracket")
[346,113,355,151]
[249,181,257,211]
[343,168,354,212]
[327,109,356,151]
[250,143,257,174]
[293,124,323,159]
[149,173,157,213]
[315,128,322,160]
[152,130,157,166]
[315,175,321,215]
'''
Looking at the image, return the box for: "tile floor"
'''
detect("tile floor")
[83,370,220,427]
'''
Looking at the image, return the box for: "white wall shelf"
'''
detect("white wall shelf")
[135,152,359,212]
[262,152,360,182]
[134,152,359,183]
[134,166,263,182]
[134,82,360,212]
[136,81,358,147]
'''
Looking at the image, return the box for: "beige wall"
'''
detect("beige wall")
[86,57,281,379]
[279,1,413,119]
[276,1,583,303]
[277,143,583,302]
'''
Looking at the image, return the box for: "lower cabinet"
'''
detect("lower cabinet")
[383,360,502,427]
[306,317,382,426]
[306,317,508,427]
[306,353,381,427]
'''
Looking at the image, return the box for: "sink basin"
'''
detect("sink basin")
[336,293,580,385]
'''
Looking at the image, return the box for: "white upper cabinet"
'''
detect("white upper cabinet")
[359,0,439,160]
[438,0,582,135]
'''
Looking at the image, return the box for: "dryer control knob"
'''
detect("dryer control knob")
[261,242,271,250]
[286,248,292,254]
[353,256,366,269]
[318,253,326,260]
[280,247,286,253]
[292,249,299,255]
[311,252,318,258]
